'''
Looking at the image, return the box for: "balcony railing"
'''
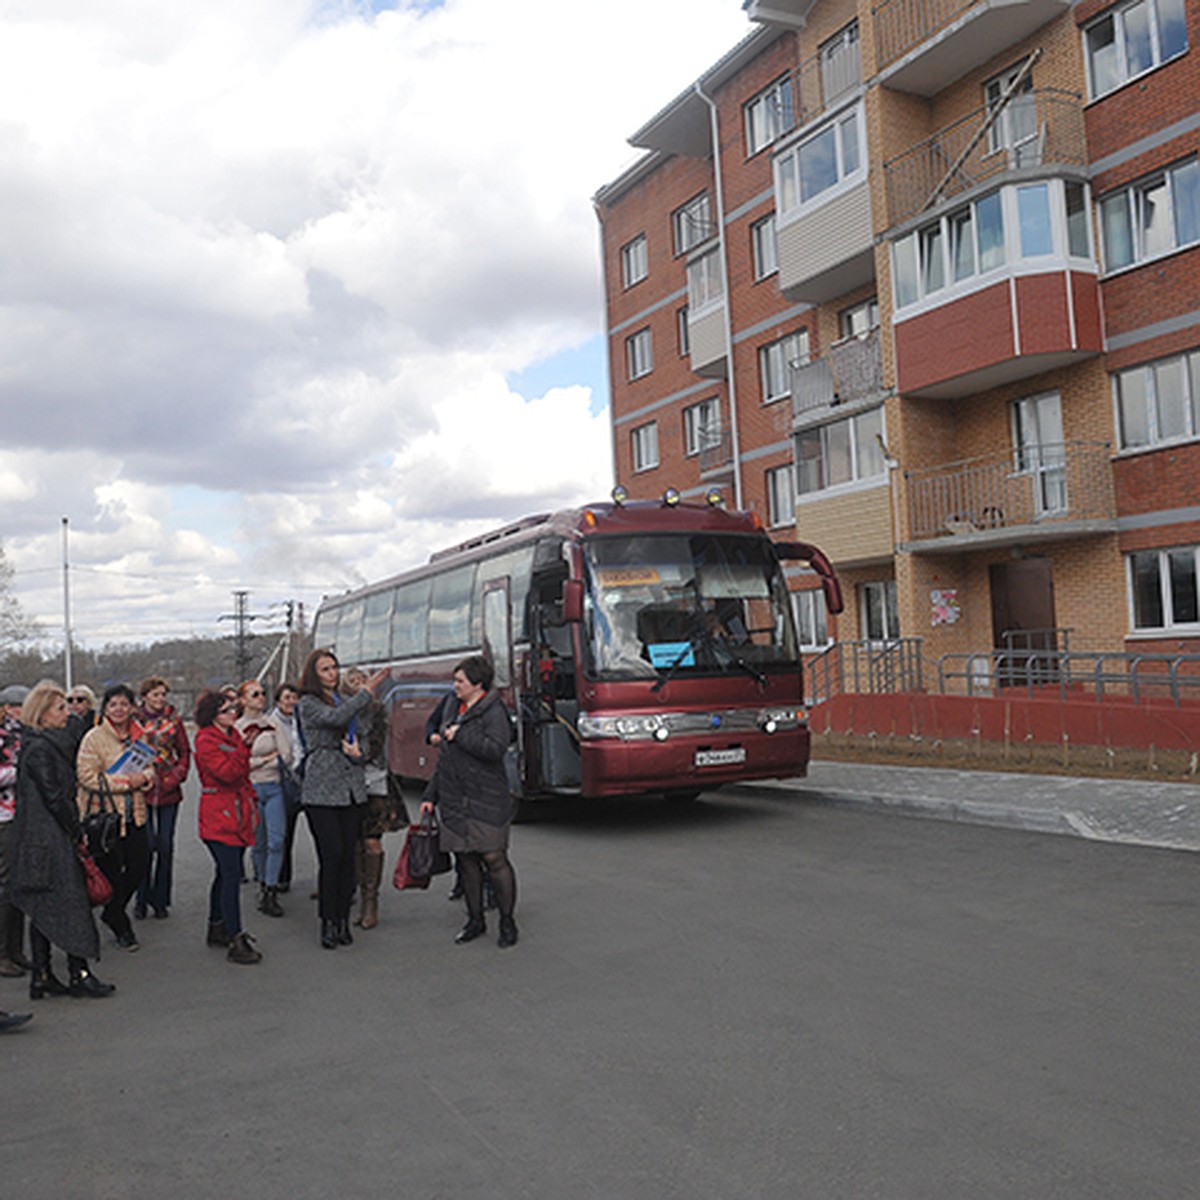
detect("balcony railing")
[808,637,925,705]
[792,326,884,419]
[789,27,862,131]
[883,88,1086,229]
[905,441,1113,544]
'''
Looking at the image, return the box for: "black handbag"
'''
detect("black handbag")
[406,809,451,880]
[81,778,121,860]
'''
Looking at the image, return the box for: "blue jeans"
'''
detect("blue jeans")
[205,841,245,936]
[252,782,287,888]
[137,802,180,915]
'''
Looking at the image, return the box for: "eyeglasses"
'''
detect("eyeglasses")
[248,689,263,698]
[219,705,237,715]
[67,697,89,704]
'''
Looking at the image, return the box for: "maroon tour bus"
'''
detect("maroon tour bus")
[311,489,842,805]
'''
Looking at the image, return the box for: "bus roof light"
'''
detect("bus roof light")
[611,484,629,506]
[662,488,681,507]
[705,488,724,507]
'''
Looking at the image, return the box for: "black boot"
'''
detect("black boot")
[455,915,487,944]
[259,887,284,918]
[207,919,230,947]
[0,1010,33,1031]
[320,919,338,949]
[69,966,115,999]
[336,917,353,946]
[497,916,519,949]
[227,932,262,965]
[30,968,70,999]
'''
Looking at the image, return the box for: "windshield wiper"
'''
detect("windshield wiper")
[649,613,767,692]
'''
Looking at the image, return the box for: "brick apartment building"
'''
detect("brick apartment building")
[593,0,1200,689]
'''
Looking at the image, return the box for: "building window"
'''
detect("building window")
[1129,546,1200,631]
[631,422,659,473]
[626,328,652,380]
[751,213,778,280]
[683,398,721,457]
[745,75,794,156]
[673,193,712,255]
[766,464,795,528]
[776,106,863,215]
[760,330,810,404]
[984,64,1037,158]
[687,248,724,312]
[796,407,885,496]
[620,234,648,288]
[1085,0,1188,100]
[860,580,900,641]
[1099,157,1200,272]
[1116,349,1200,449]
[840,297,879,339]
[820,22,860,103]
[677,306,690,357]
[1012,391,1066,514]
[792,589,830,649]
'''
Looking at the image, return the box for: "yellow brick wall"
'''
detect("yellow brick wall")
[797,482,894,566]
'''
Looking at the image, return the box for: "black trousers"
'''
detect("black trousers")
[99,825,151,937]
[305,805,365,922]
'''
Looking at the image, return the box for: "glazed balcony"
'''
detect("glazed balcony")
[902,441,1116,552]
[792,326,885,420]
[698,426,733,476]
[874,0,1071,95]
[884,88,1086,230]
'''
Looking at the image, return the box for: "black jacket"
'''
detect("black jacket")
[434,690,513,836]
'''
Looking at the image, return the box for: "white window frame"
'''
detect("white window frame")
[673,193,712,256]
[984,65,1038,160]
[796,406,886,497]
[1085,0,1188,100]
[792,589,831,650]
[626,328,653,380]
[683,397,721,457]
[620,234,648,288]
[677,306,690,357]
[819,21,860,104]
[1011,391,1067,515]
[745,75,794,156]
[766,464,796,528]
[760,329,810,405]
[775,103,865,218]
[631,422,659,473]
[1127,545,1200,632]
[860,579,901,642]
[751,213,778,280]
[1115,348,1200,450]
[840,296,879,339]
[687,248,724,313]
[1098,157,1200,274]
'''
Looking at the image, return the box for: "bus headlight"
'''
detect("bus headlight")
[579,714,670,741]
[758,707,804,732]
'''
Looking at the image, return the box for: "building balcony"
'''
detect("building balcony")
[776,177,874,304]
[874,0,1071,95]
[687,302,728,378]
[797,482,894,568]
[698,426,733,476]
[901,441,1116,553]
[792,326,885,422]
[787,25,862,131]
[884,88,1086,231]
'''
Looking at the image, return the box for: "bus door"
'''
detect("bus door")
[481,580,523,796]
[527,597,582,793]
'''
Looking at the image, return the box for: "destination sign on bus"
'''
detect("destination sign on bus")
[597,568,661,588]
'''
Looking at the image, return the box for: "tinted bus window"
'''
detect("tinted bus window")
[360,588,395,662]
[335,599,364,664]
[429,565,476,652]
[391,577,432,659]
[312,606,339,651]
[477,546,535,641]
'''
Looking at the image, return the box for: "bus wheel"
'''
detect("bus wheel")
[664,789,701,804]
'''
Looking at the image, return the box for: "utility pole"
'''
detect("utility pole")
[61,516,74,690]
[218,590,265,682]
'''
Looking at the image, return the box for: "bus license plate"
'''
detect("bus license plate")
[694,748,747,767]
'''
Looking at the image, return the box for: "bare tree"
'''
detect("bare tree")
[0,541,38,658]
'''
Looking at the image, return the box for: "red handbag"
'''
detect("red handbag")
[78,843,114,907]
[392,824,432,890]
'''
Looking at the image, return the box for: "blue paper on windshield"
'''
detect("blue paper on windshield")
[648,642,694,668]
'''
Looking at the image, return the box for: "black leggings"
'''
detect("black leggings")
[305,805,366,922]
[458,850,516,920]
[100,826,150,938]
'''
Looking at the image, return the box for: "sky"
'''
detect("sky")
[0,0,753,655]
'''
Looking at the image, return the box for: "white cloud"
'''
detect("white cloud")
[0,0,752,652]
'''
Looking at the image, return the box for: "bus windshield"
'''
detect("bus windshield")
[582,533,799,681]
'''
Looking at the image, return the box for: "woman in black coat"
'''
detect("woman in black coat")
[12,682,114,999]
[421,655,519,948]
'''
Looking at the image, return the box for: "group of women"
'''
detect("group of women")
[0,646,521,1025]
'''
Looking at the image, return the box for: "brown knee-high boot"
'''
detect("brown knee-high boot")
[359,846,384,930]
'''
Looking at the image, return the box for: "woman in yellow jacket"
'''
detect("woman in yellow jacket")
[76,684,153,952]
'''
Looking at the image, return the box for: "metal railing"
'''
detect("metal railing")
[905,441,1113,544]
[883,88,1086,229]
[792,326,884,419]
[873,0,975,71]
[938,649,1200,706]
[699,426,733,473]
[808,637,924,705]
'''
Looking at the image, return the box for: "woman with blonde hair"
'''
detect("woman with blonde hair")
[12,681,114,999]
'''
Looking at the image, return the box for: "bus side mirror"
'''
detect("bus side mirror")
[776,542,844,615]
[562,579,584,623]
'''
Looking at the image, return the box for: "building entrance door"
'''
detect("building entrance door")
[989,558,1058,687]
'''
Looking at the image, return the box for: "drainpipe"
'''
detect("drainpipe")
[695,80,744,511]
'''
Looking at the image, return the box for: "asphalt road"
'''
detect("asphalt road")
[3,782,1198,1199]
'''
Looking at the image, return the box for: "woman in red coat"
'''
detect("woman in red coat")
[193,691,260,965]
